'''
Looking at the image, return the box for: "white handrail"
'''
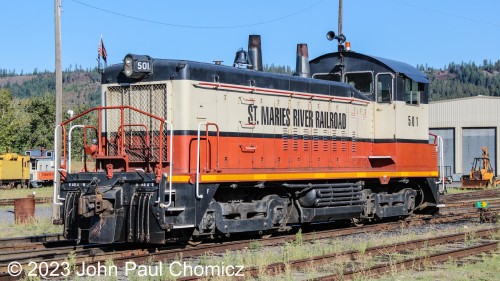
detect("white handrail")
[156,121,174,208]
[53,124,64,206]
[195,122,207,199]
[437,135,446,193]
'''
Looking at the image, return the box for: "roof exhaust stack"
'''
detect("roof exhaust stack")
[295,43,310,78]
[248,35,263,71]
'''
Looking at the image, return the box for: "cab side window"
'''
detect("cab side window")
[405,78,422,105]
[376,74,393,103]
[345,72,373,94]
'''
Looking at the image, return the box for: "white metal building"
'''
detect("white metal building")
[429,96,499,180]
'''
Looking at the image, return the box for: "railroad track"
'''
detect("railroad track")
[440,198,500,209]
[0,197,51,206]
[0,238,76,253]
[0,212,492,281]
[440,188,500,203]
[0,234,66,247]
[312,227,499,281]
[0,189,498,280]
[199,227,498,281]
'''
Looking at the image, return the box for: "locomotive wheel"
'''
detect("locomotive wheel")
[350,218,365,227]
[412,184,426,210]
[260,231,273,239]
[187,238,203,246]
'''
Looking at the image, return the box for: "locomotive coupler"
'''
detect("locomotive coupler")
[78,193,114,217]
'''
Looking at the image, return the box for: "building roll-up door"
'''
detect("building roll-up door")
[462,128,496,177]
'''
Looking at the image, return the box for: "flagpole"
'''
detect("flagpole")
[98,53,101,73]
[98,34,102,73]
[98,35,108,74]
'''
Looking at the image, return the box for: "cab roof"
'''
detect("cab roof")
[310,52,428,84]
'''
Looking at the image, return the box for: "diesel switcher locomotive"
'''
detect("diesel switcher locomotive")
[54,33,439,244]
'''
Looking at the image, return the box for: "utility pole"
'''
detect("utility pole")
[53,0,62,221]
[338,0,343,52]
[338,0,343,35]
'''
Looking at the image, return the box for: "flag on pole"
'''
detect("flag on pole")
[98,36,107,63]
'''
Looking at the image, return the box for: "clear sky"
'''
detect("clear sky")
[2,0,500,74]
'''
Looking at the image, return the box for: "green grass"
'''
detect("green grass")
[0,186,53,199]
[0,217,62,239]
[379,250,500,281]
[444,186,471,194]
[186,224,499,280]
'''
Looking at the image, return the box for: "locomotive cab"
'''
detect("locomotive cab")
[310,51,429,104]
[310,51,433,172]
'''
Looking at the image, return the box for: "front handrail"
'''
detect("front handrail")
[55,105,173,208]
[204,122,220,171]
[119,124,150,158]
[68,125,85,173]
[58,105,167,169]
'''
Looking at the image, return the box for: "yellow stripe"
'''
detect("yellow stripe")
[171,171,438,183]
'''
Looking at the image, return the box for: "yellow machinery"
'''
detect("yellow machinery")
[461,146,499,189]
[0,153,30,188]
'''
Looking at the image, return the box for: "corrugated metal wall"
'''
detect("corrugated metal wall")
[430,96,500,127]
[429,96,499,176]
[429,128,455,176]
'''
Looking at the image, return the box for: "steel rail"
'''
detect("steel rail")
[0,197,52,206]
[0,212,496,280]
[317,241,499,281]
[229,227,499,280]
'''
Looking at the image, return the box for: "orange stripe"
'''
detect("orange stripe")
[171,170,438,183]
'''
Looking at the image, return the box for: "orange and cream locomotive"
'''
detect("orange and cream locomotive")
[54,33,439,244]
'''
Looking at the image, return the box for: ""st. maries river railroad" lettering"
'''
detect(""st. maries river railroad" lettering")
[247,105,347,129]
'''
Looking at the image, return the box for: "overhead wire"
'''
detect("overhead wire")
[390,0,500,28]
[70,0,328,29]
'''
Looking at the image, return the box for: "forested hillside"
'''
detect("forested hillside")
[0,68,101,105]
[424,59,500,101]
[0,59,500,153]
[0,68,100,153]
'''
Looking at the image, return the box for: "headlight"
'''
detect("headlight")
[124,55,134,77]
[123,54,153,79]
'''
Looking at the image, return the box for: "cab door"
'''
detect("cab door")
[373,73,397,164]
[394,77,427,141]
[394,77,429,169]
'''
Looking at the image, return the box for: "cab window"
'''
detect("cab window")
[405,78,422,105]
[345,72,373,94]
[376,74,393,103]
